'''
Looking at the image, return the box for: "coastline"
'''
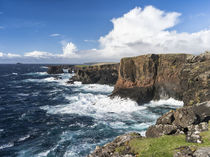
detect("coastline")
[46,51,210,156]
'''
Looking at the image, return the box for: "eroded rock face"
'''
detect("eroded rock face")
[47,66,64,74]
[146,124,177,138]
[146,102,210,138]
[47,65,74,74]
[112,52,210,105]
[72,64,119,85]
[88,132,141,157]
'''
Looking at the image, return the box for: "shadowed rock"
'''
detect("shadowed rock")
[72,64,119,85]
[112,52,210,105]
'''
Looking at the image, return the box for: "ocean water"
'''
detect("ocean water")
[0,64,183,157]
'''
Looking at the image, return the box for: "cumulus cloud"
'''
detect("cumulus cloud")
[1,6,210,63]
[23,42,79,59]
[61,42,79,58]
[95,6,210,59]
[24,51,55,58]
[50,33,61,37]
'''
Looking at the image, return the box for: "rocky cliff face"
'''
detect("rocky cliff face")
[88,52,210,157]
[72,64,119,85]
[47,65,74,74]
[112,52,210,105]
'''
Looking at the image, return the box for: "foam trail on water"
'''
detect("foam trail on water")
[18,135,30,142]
[0,143,14,150]
[23,72,48,76]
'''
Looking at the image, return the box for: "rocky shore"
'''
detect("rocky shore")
[46,52,210,156]
[88,52,210,157]
[71,64,119,85]
[47,65,74,74]
[112,52,210,105]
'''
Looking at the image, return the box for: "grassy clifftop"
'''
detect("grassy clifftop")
[115,122,210,157]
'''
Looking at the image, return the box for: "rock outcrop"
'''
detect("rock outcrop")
[174,146,210,157]
[88,132,141,157]
[47,65,64,74]
[146,101,210,139]
[47,65,74,74]
[72,64,119,85]
[112,52,210,105]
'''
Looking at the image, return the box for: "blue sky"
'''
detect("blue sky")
[0,0,210,63]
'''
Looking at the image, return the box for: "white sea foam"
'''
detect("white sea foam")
[23,72,48,76]
[18,135,30,142]
[40,66,48,69]
[41,93,144,117]
[78,84,114,93]
[0,143,14,150]
[144,98,184,108]
[23,77,57,83]
[37,150,50,157]
[17,93,30,97]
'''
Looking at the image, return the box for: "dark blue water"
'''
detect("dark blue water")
[0,64,183,157]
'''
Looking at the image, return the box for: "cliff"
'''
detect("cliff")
[47,65,74,74]
[88,52,210,157]
[71,64,119,85]
[112,52,210,105]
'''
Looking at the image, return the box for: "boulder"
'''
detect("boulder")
[173,106,197,128]
[193,101,210,122]
[173,146,195,157]
[186,131,202,144]
[193,147,210,157]
[146,124,178,138]
[156,110,175,125]
[88,132,141,157]
[186,122,208,144]
[146,102,209,138]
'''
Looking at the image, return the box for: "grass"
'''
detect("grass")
[75,65,90,68]
[115,122,210,157]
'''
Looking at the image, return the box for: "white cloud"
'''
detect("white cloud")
[0,52,20,58]
[7,53,21,58]
[94,6,210,59]
[21,42,79,61]
[24,51,54,58]
[60,42,79,58]
[50,33,61,37]
[84,39,97,43]
[0,26,4,29]
[1,6,210,63]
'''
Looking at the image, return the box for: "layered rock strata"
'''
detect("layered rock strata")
[112,52,210,105]
[72,64,119,85]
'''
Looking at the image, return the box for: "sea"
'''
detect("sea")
[0,64,183,157]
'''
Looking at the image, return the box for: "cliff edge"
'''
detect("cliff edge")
[71,64,119,85]
[112,52,210,106]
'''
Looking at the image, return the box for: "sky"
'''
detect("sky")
[0,0,210,63]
